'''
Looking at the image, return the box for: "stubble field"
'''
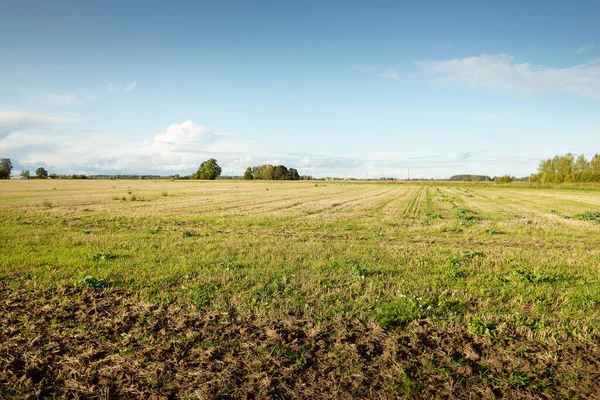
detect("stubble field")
[1,180,600,399]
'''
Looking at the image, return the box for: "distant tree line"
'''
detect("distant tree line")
[531,153,600,183]
[449,174,491,182]
[244,164,301,180]
[493,175,513,184]
[6,154,600,183]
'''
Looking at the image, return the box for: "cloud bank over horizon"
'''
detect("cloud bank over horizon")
[0,107,559,179]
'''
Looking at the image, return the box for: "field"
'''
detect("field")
[1,180,600,399]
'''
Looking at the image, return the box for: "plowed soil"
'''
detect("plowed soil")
[2,285,599,399]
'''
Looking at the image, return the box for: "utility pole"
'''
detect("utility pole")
[408,168,410,181]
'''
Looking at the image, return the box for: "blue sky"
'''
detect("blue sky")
[1,0,599,178]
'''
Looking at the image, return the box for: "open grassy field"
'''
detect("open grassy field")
[1,180,600,398]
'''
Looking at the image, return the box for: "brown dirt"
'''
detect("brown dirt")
[1,285,599,399]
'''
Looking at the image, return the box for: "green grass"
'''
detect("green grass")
[1,180,600,338]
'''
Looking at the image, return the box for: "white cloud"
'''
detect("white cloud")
[149,120,218,151]
[417,54,600,99]
[379,68,401,81]
[0,108,79,139]
[577,44,595,54]
[106,81,138,93]
[124,81,138,93]
[350,64,377,73]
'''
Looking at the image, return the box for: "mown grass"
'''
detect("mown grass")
[1,180,600,334]
[1,180,600,397]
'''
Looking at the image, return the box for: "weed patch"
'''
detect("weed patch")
[81,275,108,288]
[575,211,600,222]
[92,251,117,261]
[454,208,479,224]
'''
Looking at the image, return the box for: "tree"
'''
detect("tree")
[449,174,491,182]
[36,167,48,179]
[273,165,289,180]
[20,170,30,179]
[494,175,512,184]
[243,167,253,180]
[191,158,222,180]
[249,164,301,180]
[531,153,600,183]
[288,168,300,180]
[0,158,13,179]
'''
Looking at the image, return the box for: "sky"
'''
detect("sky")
[1,0,599,179]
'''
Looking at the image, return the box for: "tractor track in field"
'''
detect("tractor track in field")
[402,186,426,218]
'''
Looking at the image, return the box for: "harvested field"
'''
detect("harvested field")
[1,180,600,398]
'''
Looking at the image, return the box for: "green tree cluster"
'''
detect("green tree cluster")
[0,158,13,179]
[531,153,600,183]
[449,174,491,182]
[493,175,513,184]
[249,164,300,180]
[36,167,48,179]
[191,159,222,180]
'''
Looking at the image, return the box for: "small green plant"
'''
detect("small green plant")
[447,268,466,279]
[92,251,116,261]
[510,268,561,284]
[468,316,494,337]
[420,219,430,226]
[162,191,168,197]
[119,347,133,356]
[376,297,421,327]
[182,231,194,237]
[504,371,530,388]
[377,295,464,328]
[442,226,463,233]
[399,376,422,398]
[82,275,108,288]
[173,219,182,225]
[485,228,504,235]
[350,262,368,279]
[130,194,137,201]
[81,229,91,234]
[461,249,484,259]
[43,201,53,209]
[454,208,479,224]
[447,256,461,267]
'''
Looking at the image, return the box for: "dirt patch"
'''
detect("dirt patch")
[1,285,599,399]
